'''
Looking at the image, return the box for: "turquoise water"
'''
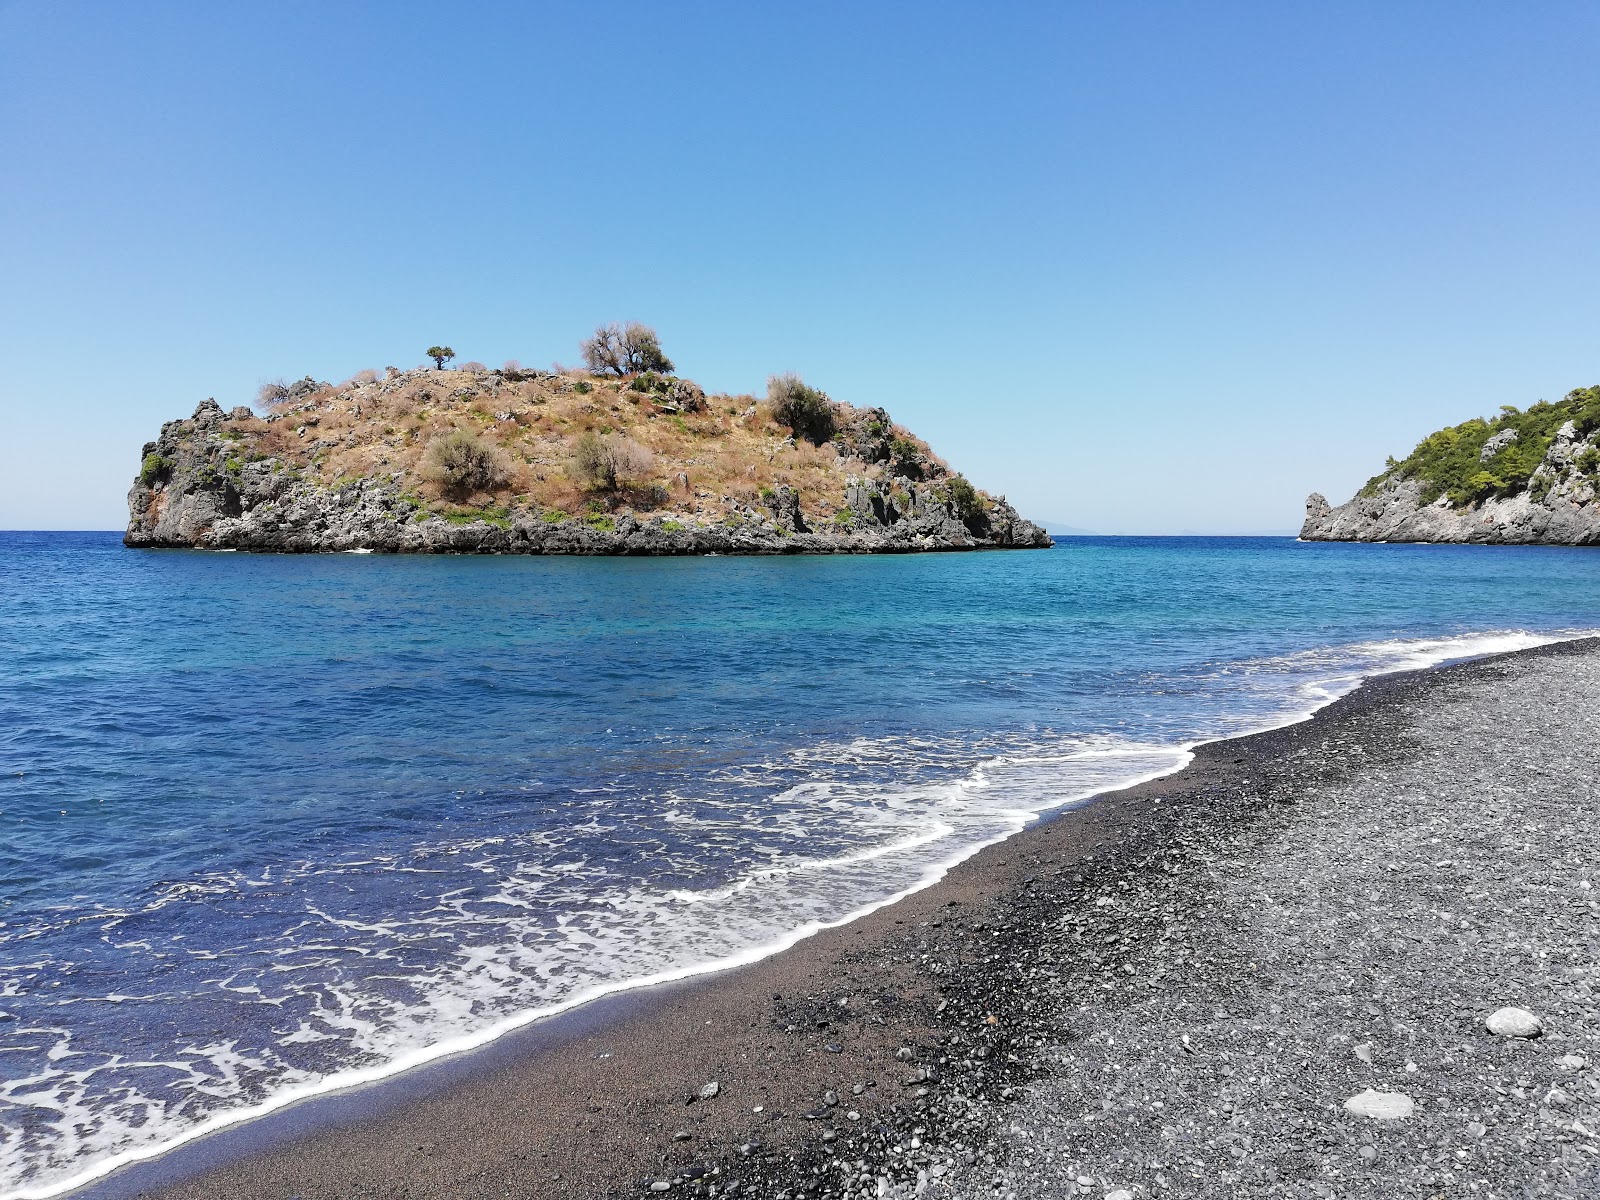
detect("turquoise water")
[2,532,1598,1195]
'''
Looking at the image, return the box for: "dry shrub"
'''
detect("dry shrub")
[767,373,836,445]
[458,361,488,373]
[422,429,512,496]
[573,431,655,490]
[257,379,291,408]
[580,322,674,377]
[343,369,380,388]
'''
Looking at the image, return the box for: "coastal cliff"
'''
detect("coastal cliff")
[125,367,1049,555]
[1302,385,1600,544]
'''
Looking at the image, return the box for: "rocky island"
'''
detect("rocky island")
[124,329,1049,555]
[1302,385,1600,544]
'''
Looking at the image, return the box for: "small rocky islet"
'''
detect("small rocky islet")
[1302,385,1600,544]
[124,337,1049,555]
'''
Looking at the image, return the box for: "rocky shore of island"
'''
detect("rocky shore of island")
[124,370,1051,556]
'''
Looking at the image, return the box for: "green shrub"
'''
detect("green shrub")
[140,454,171,486]
[945,475,984,524]
[661,518,685,532]
[767,373,836,445]
[890,437,926,479]
[1379,389,1598,507]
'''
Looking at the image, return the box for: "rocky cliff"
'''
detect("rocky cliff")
[1302,386,1600,544]
[126,367,1050,555]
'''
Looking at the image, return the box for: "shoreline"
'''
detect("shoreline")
[50,635,1599,1200]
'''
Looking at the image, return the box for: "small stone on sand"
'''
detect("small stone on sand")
[1343,1088,1414,1119]
[1485,1006,1542,1038]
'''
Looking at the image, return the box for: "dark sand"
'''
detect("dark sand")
[85,638,1599,1200]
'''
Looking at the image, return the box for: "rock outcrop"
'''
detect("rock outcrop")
[126,369,1051,556]
[1302,388,1600,544]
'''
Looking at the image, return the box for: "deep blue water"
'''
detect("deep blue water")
[3,531,1599,1195]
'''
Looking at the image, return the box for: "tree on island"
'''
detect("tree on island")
[427,345,456,370]
[580,322,674,377]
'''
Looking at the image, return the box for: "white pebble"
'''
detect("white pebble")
[1343,1088,1415,1119]
[1485,1007,1542,1038]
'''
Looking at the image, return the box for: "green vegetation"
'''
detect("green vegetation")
[436,504,511,529]
[767,373,836,445]
[1364,387,1600,508]
[140,454,171,485]
[661,518,685,532]
[427,345,455,370]
[890,437,925,480]
[945,474,985,525]
[583,511,617,532]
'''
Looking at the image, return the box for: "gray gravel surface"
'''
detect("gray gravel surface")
[728,641,1600,1200]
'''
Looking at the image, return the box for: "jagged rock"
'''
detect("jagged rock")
[666,378,706,412]
[1479,428,1519,461]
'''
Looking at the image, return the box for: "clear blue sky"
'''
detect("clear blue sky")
[2,1,1597,533]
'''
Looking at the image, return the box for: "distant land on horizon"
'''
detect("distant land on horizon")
[1041,521,1299,538]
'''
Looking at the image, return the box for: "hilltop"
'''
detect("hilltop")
[125,359,1049,555]
[1302,386,1600,544]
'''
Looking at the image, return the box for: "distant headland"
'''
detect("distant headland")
[1302,385,1600,544]
[124,325,1050,555]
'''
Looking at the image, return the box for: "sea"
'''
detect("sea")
[3,530,1598,1197]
